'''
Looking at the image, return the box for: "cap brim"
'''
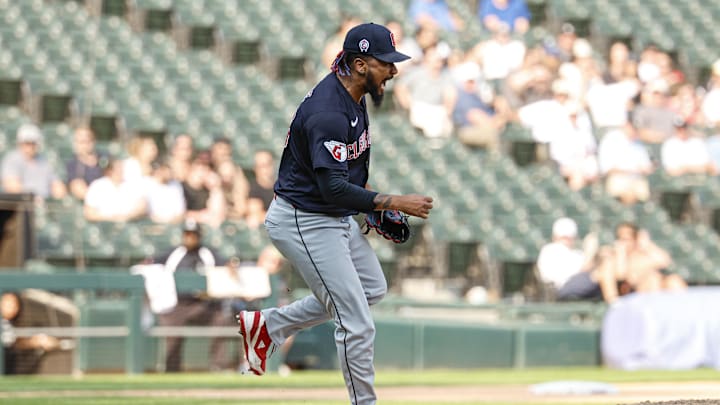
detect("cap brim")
[374,51,411,63]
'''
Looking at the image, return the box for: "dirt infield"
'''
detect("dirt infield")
[635,399,720,405]
[2,381,720,403]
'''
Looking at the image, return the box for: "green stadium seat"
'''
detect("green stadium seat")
[101,0,127,17]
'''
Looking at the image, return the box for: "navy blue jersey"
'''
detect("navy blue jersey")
[274,73,371,217]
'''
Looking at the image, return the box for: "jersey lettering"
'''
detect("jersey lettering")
[323,130,371,162]
[347,142,357,160]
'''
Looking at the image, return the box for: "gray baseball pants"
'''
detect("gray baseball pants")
[263,196,387,405]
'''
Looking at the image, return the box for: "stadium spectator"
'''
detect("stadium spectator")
[394,44,457,139]
[1,124,66,201]
[595,222,686,303]
[656,51,684,88]
[385,20,424,76]
[469,22,526,81]
[478,0,530,35]
[65,127,105,201]
[660,117,716,177]
[182,151,226,228]
[707,134,720,175]
[401,24,444,66]
[637,44,663,84]
[2,292,61,375]
[632,80,676,144]
[536,218,601,301]
[146,161,186,224]
[669,82,704,126]
[408,0,464,32]
[168,134,194,183]
[246,150,276,229]
[585,73,640,130]
[701,59,720,128]
[451,62,505,150]
[543,22,578,64]
[210,137,249,220]
[597,119,654,205]
[516,79,573,144]
[321,15,361,70]
[601,41,636,85]
[84,159,147,222]
[503,47,555,107]
[151,219,230,372]
[557,38,601,103]
[123,136,158,186]
[548,101,600,191]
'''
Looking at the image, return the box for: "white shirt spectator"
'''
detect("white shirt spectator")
[550,107,598,174]
[122,156,157,197]
[702,88,720,127]
[85,177,145,219]
[518,99,571,143]
[598,128,652,175]
[475,35,525,80]
[586,80,640,128]
[537,217,585,289]
[147,179,186,223]
[537,242,585,289]
[661,135,712,174]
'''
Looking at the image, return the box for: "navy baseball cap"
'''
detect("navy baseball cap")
[342,23,410,63]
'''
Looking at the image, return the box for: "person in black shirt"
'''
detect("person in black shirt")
[65,127,106,201]
[182,151,227,228]
[152,219,229,372]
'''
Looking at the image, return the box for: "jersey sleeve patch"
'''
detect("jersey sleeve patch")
[324,140,347,162]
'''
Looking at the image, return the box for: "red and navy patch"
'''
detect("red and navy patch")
[323,140,347,162]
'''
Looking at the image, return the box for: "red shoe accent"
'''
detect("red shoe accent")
[238,311,277,375]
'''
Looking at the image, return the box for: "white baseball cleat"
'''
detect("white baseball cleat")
[237,310,277,376]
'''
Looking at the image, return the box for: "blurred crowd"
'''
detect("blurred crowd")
[4,0,720,305]
[536,216,687,303]
[5,0,719,227]
[363,0,720,204]
[1,123,277,230]
[368,0,719,302]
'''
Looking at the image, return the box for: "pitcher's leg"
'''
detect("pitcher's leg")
[262,200,333,344]
[292,218,376,405]
[263,221,386,344]
[349,219,387,306]
[263,295,329,345]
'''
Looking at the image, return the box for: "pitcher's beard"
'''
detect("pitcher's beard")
[366,71,385,108]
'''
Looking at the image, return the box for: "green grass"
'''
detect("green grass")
[0,368,718,405]
[1,368,718,392]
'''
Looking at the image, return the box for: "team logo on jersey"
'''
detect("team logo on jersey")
[359,38,370,53]
[390,32,396,47]
[324,140,347,162]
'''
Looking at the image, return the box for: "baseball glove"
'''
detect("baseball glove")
[365,210,411,243]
